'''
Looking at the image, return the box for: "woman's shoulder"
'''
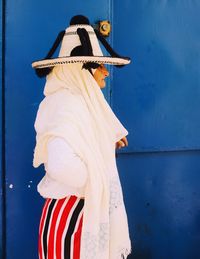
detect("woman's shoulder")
[38,89,82,112]
[34,89,87,133]
[45,89,83,105]
[38,90,90,124]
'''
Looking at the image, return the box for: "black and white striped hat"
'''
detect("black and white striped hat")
[32,15,131,77]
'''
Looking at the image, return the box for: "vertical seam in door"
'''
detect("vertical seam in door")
[108,0,114,106]
[1,0,6,258]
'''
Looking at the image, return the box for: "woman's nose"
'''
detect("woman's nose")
[103,67,109,77]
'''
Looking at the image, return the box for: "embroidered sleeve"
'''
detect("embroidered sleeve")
[45,137,88,188]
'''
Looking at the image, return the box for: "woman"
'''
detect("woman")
[32,15,132,259]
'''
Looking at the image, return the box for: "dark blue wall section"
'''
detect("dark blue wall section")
[117,151,200,258]
[113,1,200,258]
[113,0,200,152]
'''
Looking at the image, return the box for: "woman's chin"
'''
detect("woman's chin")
[100,80,106,88]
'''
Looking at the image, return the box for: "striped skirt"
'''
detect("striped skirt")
[38,195,85,259]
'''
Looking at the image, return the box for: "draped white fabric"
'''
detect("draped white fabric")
[33,63,132,258]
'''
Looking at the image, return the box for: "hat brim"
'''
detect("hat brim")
[32,56,131,69]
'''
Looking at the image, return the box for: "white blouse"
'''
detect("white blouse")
[37,137,88,199]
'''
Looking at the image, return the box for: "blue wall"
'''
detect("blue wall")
[117,151,200,258]
[0,0,3,257]
[3,1,113,258]
[113,1,200,258]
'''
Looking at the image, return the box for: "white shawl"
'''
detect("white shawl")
[33,63,132,259]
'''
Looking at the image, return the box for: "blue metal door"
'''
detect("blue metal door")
[1,0,200,258]
[2,1,112,258]
[113,1,200,258]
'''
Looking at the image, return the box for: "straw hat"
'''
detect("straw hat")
[32,15,131,77]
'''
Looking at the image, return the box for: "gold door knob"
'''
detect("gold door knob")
[99,20,111,37]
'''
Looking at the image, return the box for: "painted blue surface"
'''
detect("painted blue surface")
[0,0,3,257]
[113,0,200,258]
[3,0,200,258]
[4,1,112,258]
[113,0,200,152]
[117,150,200,258]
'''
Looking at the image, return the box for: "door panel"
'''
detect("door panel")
[0,0,3,257]
[117,151,200,259]
[113,0,200,152]
[113,1,200,258]
[4,1,112,258]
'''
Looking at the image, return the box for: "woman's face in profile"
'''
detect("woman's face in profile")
[93,64,109,88]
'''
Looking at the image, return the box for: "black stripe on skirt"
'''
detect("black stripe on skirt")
[64,199,85,259]
[43,199,57,259]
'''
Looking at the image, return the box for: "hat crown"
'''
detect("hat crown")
[58,24,103,57]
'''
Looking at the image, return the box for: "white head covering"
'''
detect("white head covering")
[33,63,132,258]
[91,68,97,74]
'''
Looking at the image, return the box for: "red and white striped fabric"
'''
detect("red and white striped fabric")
[38,195,84,259]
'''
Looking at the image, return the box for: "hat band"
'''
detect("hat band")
[65,31,95,36]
